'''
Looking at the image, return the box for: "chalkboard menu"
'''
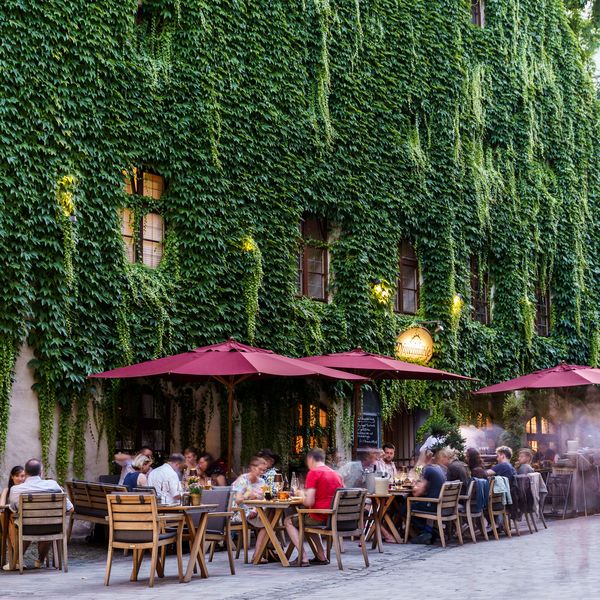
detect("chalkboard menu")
[357,413,381,449]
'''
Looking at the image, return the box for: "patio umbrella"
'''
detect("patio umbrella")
[89,338,366,473]
[300,348,474,456]
[473,362,600,395]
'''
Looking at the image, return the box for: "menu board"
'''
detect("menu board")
[357,413,381,449]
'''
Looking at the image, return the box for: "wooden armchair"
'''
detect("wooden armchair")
[487,477,512,540]
[15,492,69,574]
[105,493,184,587]
[405,481,463,547]
[297,488,369,571]
[457,480,488,543]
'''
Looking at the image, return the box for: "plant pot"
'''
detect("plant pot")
[190,492,202,506]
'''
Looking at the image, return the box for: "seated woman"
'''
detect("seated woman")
[0,465,25,506]
[516,448,535,474]
[231,456,268,563]
[466,447,488,479]
[199,452,227,486]
[123,453,153,490]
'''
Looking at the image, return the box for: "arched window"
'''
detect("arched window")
[395,240,419,314]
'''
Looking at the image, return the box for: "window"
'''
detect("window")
[122,169,165,268]
[293,401,330,455]
[471,0,485,27]
[535,287,550,336]
[298,216,328,300]
[395,240,419,314]
[470,256,490,325]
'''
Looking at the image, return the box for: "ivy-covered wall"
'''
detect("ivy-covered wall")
[0,0,598,476]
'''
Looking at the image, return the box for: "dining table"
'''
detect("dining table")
[157,503,217,583]
[243,498,303,567]
[366,488,412,551]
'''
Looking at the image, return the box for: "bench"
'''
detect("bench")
[66,480,127,539]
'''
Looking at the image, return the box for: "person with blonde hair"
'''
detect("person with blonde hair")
[123,453,153,490]
[434,446,470,495]
[516,448,535,474]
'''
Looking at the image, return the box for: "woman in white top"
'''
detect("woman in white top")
[0,465,25,506]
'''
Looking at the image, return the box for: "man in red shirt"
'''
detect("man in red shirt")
[284,447,343,566]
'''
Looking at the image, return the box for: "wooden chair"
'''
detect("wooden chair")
[203,487,235,575]
[405,481,463,548]
[487,477,512,540]
[105,493,183,587]
[297,488,369,571]
[66,480,126,539]
[458,480,488,543]
[15,492,69,574]
[231,507,252,563]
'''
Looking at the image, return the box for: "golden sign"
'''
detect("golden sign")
[395,327,433,363]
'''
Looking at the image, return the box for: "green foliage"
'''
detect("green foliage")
[0,0,598,472]
[499,393,527,451]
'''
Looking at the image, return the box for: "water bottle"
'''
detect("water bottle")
[290,472,299,496]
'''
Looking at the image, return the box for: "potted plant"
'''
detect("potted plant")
[187,476,203,506]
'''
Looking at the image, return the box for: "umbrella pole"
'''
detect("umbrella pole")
[353,383,362,459]
[227,383,234,477]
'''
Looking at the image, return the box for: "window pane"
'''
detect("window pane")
[120,209,136,263]
[307,247,324,274]
[308,273,325,299]
[143,172,164,200]
[142,241,163,268]
[143,212,164,243]
[402,290,417,314]
[297,253,303,294]
[401,264,417,291]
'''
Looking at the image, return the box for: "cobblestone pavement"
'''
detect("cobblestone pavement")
[3,517,599,600]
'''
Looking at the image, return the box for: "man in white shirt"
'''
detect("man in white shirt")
[6,459,73,570]
[148,453,185,503]
[376,443,398,480]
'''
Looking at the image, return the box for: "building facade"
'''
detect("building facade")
[1,0,599,480]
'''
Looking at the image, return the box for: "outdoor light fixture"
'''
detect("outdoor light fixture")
[452,293,464,316]
[415,320,444,334]
[371,278,392,304]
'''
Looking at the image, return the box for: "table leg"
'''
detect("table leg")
[372,499,384,553]
[253,508,289,567]
[382,497,403,544]
[183,512,210,583]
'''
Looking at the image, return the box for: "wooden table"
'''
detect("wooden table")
[158,503,217,583]
[243,499,303,567]
[367,490,411,551]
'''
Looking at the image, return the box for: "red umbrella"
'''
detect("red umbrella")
[300,348,474,455]
[90,339,366,472]
[473,362,600,395]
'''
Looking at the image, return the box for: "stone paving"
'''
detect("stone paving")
[3,517,600,600]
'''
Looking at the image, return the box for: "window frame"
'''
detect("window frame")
[122,168,166,269]
[298,216,329,301]
[292,399,331,456]
[470,255,490,325]
[394,240,420,315]
[471,0,485,27]
[534,287,551,337]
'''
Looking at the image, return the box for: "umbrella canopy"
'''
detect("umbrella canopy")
[301,348,473,457]
[300,348,474,381]
[474,363,600,395]
[89,339,366,473]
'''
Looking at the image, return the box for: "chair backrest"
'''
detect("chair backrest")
[98,474,120,485]
[133,486,157,496]
[203,486,233,534]
[66,480,91,511]
[67,481,127,514]
[438,481,462,516]
[17,492,67,537]
[106,493,158,544]
[329,488,367,532]
[488,476,505,512]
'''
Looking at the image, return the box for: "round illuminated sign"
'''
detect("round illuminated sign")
[395,327,433,363]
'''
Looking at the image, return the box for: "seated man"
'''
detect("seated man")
[6,458,73,570]
[486,446,517,479]
[376,443,398,480]
[434,446,470,495]
[406,450,446,545]
[284,447,343,566]
[516,448,535,474]
[337,449,378,488]
[148,453,185,503]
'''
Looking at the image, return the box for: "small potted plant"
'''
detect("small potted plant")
[187,476,203,506]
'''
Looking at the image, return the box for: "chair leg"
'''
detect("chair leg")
[466,514,477,543]
[226,531,236,576]
[359,534,369,568]
[525,513,535,534]
[243,525,249,564]
[503,513,512,538]
[489,511,499,541]
[437,519,446,548]
[513,517,521,536]
[18,533,24,574]
[331,532,344,571]
[530,512,538,533]
[131,549,139,582]
[149,545,158,588]
[208,541,216,562]
[479,515,489,541]
[454,518,463,545]
[67,516,74,542]
[297,517,304,565]
[176,532,184,582]
[104,545,114,586]
[326,536,332,561]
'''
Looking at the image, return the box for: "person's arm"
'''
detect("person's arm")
[170,473,181,500]
[302,488,316,508]
[114,452,132,466]
[138,473,148,487]
[214,474,226,486]
[0,487,7,506]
